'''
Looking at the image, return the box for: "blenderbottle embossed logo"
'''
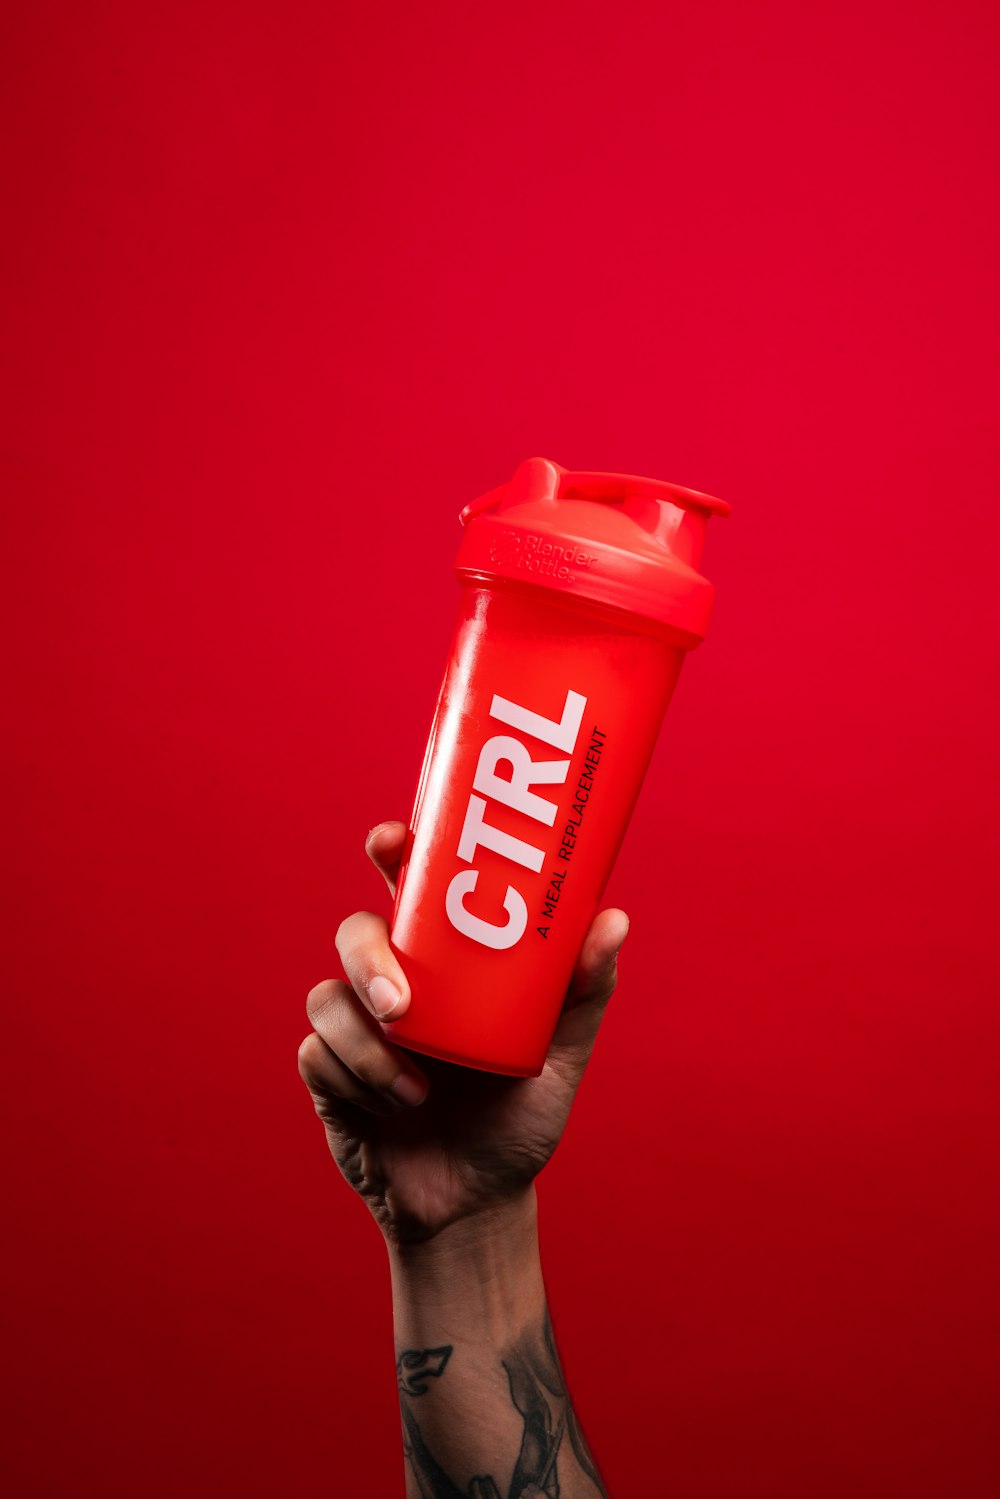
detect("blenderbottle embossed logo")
[488,529,523,567]
[488,529,597,584]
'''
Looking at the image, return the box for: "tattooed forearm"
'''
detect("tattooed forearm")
[396,1311,608,1499]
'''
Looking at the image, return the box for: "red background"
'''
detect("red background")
[3,2,998,1494]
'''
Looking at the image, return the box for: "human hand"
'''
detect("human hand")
[298,819,629,1247]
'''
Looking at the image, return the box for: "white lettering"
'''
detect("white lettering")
[445,870,528,950]
[444,687,589,949]
[457,794,545,872]
[489,688,587,754]
[472,735,568,827]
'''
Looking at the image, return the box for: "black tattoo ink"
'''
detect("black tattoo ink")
[503,1348,564,1496]
[400,1399,467,1499]
[397,1345,453,1397]
[396,1314,607,1498]
[467,1481,503,1499]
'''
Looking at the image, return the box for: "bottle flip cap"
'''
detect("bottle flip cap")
[455,457,730,647]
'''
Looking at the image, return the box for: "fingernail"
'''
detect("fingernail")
[390,1072,428,1107]
[368,975,403,1018]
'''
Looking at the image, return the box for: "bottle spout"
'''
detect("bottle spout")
[555,466,730,519]
[556,465,729,569]
[461,459,730,537]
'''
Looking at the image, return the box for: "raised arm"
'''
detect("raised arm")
[298,820,626,1497]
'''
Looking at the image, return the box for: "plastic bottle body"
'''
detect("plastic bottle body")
[385,582,684,1075]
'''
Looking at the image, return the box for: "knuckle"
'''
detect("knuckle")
[334,913,356,950]
[309,1084,339,1125]
[297,1032,323,1080]
[350,1040,394,1091]
[305,979,339,1025]
[338,905,380,965]
[336,912,389,985]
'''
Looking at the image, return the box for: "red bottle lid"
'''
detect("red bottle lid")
[455,458,730,648]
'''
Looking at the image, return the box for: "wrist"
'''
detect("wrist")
[387,1187,543,1344]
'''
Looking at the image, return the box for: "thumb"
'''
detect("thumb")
[546,908,629,1076]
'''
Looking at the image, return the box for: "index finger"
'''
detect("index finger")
[336,908,412,1022]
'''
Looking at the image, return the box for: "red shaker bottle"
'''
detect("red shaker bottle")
[385,457,729,1076]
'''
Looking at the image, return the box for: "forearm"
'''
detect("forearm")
[389,1187,608,1498]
